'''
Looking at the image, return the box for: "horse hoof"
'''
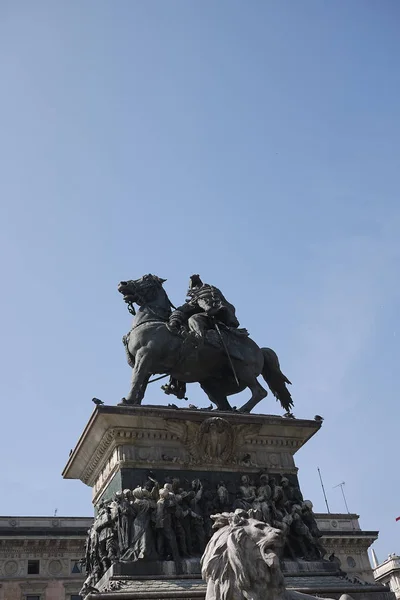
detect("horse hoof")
[283,412,295,419]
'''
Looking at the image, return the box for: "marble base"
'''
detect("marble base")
[89,558,394,600]
[94,558,340,589]
[62,404,322,505]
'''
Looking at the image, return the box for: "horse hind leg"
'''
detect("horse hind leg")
[238,373,268,414]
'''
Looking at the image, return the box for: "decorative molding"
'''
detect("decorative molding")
[70,410,315,489]
[104,579,128,591]
[322,536,377,549]
[19,581,48,592]
[64,581,85,592]
[3,559,19,576]
[48,559,63,575]
[63,407,321,484]
[82,428,117,485]
[246,437,302,448]
[0,538,86,559]
[83,426,189,485]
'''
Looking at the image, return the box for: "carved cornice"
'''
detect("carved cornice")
[322,536,377,549]
[0,539,85,552]
[80,421,306,487]
[246,437,302,448]
[82,427,184,485]
[63,407,321,484]
[82,428,117,485]
[115,428,180,442]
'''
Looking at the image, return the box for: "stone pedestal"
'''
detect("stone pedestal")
[62,406,392,600]
[63,405,321,506]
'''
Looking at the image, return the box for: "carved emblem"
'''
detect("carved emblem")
[199,417,234,462]
[48,559,63,575]
[165,418,261,465]
[4,560,18,576]
[268,453,279,466]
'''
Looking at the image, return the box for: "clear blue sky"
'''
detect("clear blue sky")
[1,1,399,562]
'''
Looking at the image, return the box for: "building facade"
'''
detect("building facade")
[316,512,378,583]
[0,513,377,599]
[372,553,400,598]
[0,516,91,600]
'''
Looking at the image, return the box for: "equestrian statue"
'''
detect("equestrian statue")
[118,274,293,414]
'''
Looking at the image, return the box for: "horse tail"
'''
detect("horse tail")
[122,333,135,368]
[261,348,293,412]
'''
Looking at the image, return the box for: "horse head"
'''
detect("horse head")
[118,274,167,306]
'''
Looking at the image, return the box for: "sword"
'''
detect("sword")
[214,321,240,387]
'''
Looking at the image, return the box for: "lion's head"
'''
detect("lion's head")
[201,510,285,600]
[201,510,356,600]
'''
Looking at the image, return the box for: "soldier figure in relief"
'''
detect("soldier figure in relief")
[116,490,133,555]
[96,501,118,571]
[216,481,230,512]
[301,500,326,559]
[282,476,304,512]
[155,488,180,563]
[84,525,101,581]
[253,474,273,523]
[80,473,327,591]
[190,479,206,554]
[233,475,257,512]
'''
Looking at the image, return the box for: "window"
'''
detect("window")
[27,560,40,575]
[71,559,82,574]
[26,596,41,600]
[346,556,356,568]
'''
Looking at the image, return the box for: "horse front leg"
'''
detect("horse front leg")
[121,350,151,405]
[200,380,233,412]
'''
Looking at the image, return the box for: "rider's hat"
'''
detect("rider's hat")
[189,274,203,289]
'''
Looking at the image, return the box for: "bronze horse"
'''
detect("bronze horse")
[118,275,293,414]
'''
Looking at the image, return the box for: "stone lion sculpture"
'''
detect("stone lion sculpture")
[201,510,353,600]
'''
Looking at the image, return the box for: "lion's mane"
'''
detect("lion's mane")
[201,511,285,600]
